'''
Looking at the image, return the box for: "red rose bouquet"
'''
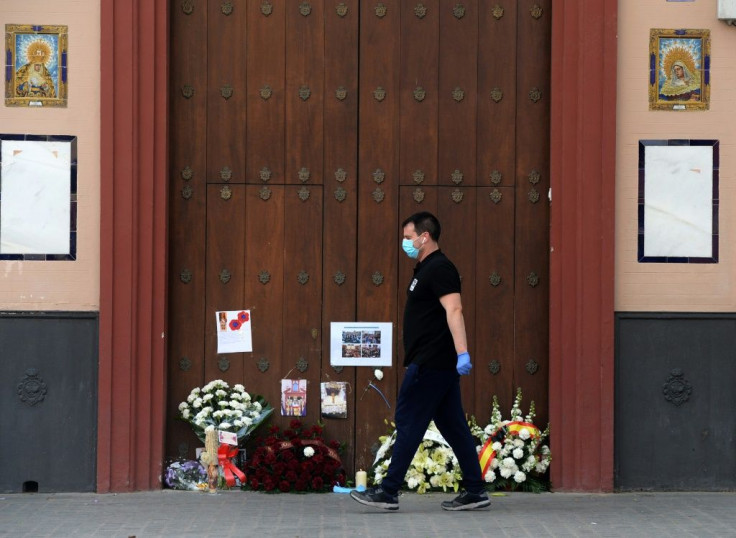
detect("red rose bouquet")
[245,420,346,492]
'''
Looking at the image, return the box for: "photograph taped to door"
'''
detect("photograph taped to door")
[330,322,392,367]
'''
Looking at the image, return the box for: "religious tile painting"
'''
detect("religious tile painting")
[5,24,68,107]
[649,28,710,111]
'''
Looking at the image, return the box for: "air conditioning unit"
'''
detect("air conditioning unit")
[718,0,736,25]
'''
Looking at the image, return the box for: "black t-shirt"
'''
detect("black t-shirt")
[402,250,461,370]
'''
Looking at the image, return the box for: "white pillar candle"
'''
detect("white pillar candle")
[355,470,367,488]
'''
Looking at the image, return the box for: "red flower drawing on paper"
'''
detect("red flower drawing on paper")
[229,319,242,331]
[238,311,250,323]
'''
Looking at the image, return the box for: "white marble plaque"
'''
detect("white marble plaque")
[1,139,72,255]
[643,144,713,259]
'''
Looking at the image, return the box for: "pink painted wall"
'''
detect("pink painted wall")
[616,0,736,311]
[0,1,100,310]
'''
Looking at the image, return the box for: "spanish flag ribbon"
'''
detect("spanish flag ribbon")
[217,445,246,487]
[478,421,540,476]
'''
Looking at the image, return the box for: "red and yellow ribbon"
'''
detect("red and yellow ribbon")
[218,445,246,487]
[478,421,540,476]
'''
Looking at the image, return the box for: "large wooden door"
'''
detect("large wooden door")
[166,0,550,478]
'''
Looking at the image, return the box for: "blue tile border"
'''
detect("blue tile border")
[0,134,77,261]
[638,139,718,264]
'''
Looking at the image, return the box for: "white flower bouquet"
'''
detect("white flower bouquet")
[368,388,551,494]
[469,388,551,492]
[370,420,463,494]
[178,379,273,444]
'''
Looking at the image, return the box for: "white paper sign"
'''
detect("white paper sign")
[216,310,253,353]
[218,430,238,446]
[330,322,392,367]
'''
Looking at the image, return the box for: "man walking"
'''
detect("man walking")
[351,212,490,511]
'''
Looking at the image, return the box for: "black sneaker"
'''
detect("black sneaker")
[350,486,399,510]
[440,490,491,511]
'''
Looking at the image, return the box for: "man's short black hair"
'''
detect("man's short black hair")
[402,212,441,241]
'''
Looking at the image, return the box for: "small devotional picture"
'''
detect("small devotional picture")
[649,28,710,111]
[5,24,68,107]
[281,379,307,417]
[320,381,348,419]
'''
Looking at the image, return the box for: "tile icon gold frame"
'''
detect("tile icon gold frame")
[649,28,710,111]
[5,24,68,107]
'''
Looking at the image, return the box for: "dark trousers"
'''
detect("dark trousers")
[380,363,485,495]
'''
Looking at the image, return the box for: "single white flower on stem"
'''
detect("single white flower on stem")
[303,446,315,458]
[374,368,384,381]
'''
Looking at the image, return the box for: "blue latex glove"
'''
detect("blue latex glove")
[456,352,472,375]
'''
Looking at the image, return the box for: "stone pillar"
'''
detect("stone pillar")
[549,0,617,491]
[98,0,168,492]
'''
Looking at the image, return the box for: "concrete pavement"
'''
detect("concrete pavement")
[1,490,735,537]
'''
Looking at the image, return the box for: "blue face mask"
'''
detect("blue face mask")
[402,236,423,259]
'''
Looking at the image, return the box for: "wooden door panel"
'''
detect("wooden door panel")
[475,188,515,421]
[355,0,401,473]
[438,187,478,413]
[206,0,246,183]
[438,0,478,187]
[514,0,551,425]
[399,0,439,186]
[478,0,517,187]
[282,186,323,426]
[167,3,209,461]
[245,0,286,184]
[285,1,324,185]
[322,0,359,473]
[242,185,285,414]
[205,185,245,382]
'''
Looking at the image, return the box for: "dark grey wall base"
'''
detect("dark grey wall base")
[615,312,736,491]
[0,311,98,493]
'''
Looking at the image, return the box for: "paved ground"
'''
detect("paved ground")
[1,490,735,537]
